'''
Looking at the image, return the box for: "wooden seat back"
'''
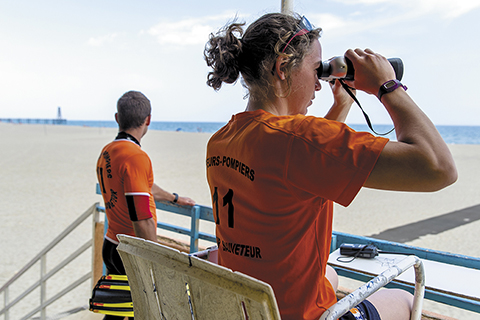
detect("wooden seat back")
[117,235,281,320]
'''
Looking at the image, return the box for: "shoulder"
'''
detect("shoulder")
[255,113,348,139]
[220,110,335,135]
[263,114,388,155]
[125,148,151,166]
[210,110,381,147]
[109,141,152,168]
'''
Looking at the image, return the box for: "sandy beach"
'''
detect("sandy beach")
[1,122,479,319]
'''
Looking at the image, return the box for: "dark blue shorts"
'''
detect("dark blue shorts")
[339,300,381,320]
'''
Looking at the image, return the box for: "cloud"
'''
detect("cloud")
[87,33,118,46]
[315,13,348,30]
[147,12,239,46]
[313,0,480,39]
[311,12,400,38]
[412,0,480,18]
[334,0,480,19]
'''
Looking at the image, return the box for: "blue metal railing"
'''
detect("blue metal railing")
[330,232,480,314]
[96,184,480,314]
[96,184,215,252]
[154,201,215,251]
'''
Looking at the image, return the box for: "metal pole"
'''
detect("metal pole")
[40,255,47,319]
[4,287,9,320]
[281,0,293,15]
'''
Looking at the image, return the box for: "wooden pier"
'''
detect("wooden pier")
[0,118,67,125]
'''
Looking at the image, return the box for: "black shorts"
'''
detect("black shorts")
[339,300,381,320]
[101,239,133,320]
[102,238,126,275]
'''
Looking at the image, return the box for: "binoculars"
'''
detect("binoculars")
[317,56,404,82]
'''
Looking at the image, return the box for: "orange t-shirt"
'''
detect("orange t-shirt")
[206,110,388,320]
[96,136,157,244]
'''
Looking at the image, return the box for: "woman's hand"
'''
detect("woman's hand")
[345,48,396,96]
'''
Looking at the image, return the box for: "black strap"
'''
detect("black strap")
[115,131,141,147]
[336,246,367,263]
[339,79,395,136]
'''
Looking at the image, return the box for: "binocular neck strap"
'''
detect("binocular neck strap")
[339,79,395,137]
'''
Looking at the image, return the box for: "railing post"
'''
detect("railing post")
[0,203,99,320]
[4,287,9,320]
[189,206,200,253]
[40,255,47,319]
[103,212,108,276]
[330,234,337,253]
[92,205,104,288]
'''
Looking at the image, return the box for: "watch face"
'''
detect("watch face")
[384,80,397,89]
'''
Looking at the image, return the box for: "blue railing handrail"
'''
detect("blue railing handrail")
[154,200,216,250]
[96,184,480,313]
[96,183,215,252]
[155,201,214,222]
[96,183,480,267]
[331,231,480,270]
[330,232,480,314]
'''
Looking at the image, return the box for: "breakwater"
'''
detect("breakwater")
[0,118,67,125]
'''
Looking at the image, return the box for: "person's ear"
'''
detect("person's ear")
[274,56,289,80]
[114,113,119,124]
[145,114,151,126]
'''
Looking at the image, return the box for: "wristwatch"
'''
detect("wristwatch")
[378,79,407,100]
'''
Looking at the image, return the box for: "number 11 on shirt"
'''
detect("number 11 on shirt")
[212,187,235,228]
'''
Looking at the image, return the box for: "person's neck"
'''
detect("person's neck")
[122,127,144,145]
[245,97,288,116]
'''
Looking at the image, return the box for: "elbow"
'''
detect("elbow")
[441,162,458,188]
[426,158,458,191]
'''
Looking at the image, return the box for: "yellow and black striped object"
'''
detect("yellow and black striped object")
[89,275,134,317]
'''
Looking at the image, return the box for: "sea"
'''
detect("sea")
[66,120,480,144]
[65,120,480,145]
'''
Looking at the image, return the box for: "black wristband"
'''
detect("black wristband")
[172,193,179,203]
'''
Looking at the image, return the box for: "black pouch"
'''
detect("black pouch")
[89,275,134,317]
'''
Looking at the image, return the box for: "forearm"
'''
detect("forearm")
[151,183,175,202]
[324,101,352,122]
[151,183,196,206]
[324,80,354,122]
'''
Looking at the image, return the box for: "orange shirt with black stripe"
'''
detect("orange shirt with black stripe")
[96,135,157,244]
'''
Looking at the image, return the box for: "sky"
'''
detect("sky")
[1,0,479,126]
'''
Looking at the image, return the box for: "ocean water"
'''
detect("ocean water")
[349,124,480,145]
[65,120,480,145]
[66,120,224,134]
